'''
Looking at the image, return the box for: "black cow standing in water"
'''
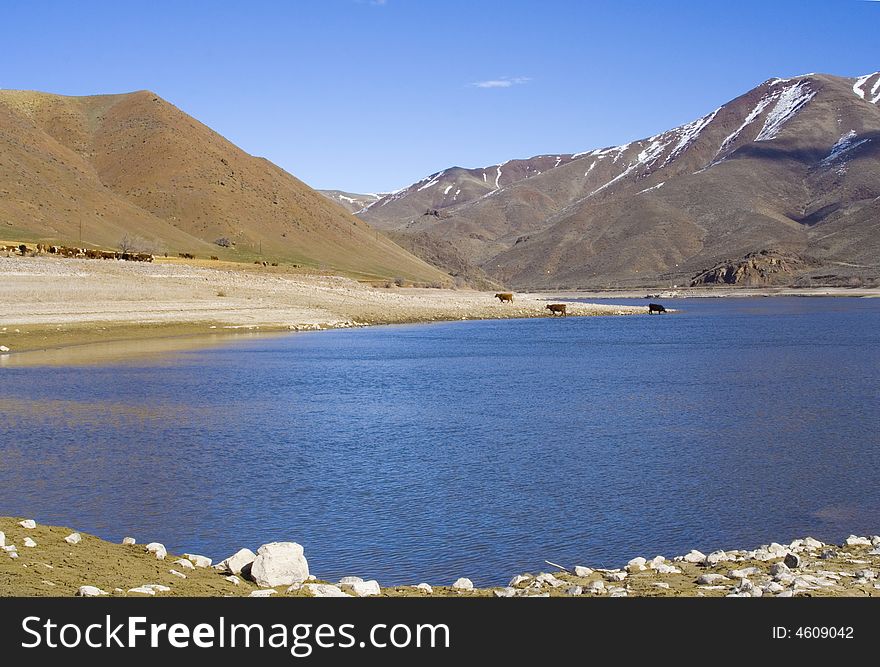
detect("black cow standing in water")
[648,303,667,314]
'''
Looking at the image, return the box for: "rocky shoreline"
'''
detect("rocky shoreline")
[2,518,878,597]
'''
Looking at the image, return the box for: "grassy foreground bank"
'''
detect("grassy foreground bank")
[2,518,878,598]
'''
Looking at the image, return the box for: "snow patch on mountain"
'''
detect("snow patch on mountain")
[662,108,720,166]
[715,94,776,158]
[637,182,665,194]
[853,72,880,103]
[755,81,816,141]
[822,130,871,166]
[635,136,671,168]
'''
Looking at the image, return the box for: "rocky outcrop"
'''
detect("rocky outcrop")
[690,250,819,286]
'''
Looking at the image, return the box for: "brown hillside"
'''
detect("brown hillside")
[0,90,448,283]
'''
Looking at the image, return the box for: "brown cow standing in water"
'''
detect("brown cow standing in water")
[545,303,567,316]
[495,293,514,303]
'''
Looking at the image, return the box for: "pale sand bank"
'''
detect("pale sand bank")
[0,257,645,364]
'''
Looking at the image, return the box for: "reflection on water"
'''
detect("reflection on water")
[1,297,879,585]
[0,331,280,367]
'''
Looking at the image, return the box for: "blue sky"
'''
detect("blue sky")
[2,1,878,192]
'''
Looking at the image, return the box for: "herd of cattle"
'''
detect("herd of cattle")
[495,291,567,316]
[4,243,154,262]
[495,292,668,316]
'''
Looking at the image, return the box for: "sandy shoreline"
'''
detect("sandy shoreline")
[0,256,645,364]
[2,517,878,597]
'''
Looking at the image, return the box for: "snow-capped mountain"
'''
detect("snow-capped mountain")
[356,72,880,288]
[317,190,384,214]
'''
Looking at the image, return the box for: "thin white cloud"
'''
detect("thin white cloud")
[471,76,532,89]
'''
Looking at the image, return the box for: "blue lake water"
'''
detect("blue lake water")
[1,297,879,586]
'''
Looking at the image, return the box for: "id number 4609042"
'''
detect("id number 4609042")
[772,626,854,640]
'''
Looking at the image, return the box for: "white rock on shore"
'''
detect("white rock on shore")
[19,519,36,529]
[681,550,706,564]
[845,535,872,547]
[416,583,433,594]
[122,537,136,545]
[344,579,381,597]
[249,542,309,588]
[573,566,593,577]
[303,584,350,598]
[0,531,5,547]
[653,562,681,574]
[219,548,257,575]
[145,543,167,560]
[705,551,731,565]
[24,537,37,548]
[535,573,566,587]
[769,562,790,577]
[729,567,761,579]
[184,553,212,568]
[586,580,605,593]
[249,589,276,597]
[173,558,195,570]
[64,533,82,545]
[76,586,108,597]
[626,557,647,573]
[452,578,474,591]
